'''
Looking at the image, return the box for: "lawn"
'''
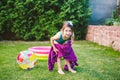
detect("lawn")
[0,41,120,80]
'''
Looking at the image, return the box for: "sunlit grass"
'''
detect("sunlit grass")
[0,41,120,80]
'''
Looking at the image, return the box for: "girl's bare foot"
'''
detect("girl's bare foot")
[69,69,76,73]
[58,70,65,74]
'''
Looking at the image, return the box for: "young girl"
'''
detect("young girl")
[48,21,78,74]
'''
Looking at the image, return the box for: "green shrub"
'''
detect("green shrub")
[105,6,120,26]
[0,0,90,40]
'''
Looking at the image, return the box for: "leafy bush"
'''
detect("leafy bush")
[105,6,120,26]
[0,0,90,40]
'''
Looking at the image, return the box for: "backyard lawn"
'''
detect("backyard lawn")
[0,41,120,80]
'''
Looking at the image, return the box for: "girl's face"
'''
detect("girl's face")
[63,26,72,38]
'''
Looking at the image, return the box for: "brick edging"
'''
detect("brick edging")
[86,25,120,51]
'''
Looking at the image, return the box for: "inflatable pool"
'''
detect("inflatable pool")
[28,46,51,60]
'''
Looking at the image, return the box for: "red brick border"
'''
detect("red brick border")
[86,25,120,51]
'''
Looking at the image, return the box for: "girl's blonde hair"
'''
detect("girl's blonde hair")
[61,21,74,33]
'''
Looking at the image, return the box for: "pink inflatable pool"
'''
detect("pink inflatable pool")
[28,46,51,60]
[28,46,51,54]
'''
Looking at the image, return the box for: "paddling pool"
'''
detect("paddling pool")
[28,46,51,60]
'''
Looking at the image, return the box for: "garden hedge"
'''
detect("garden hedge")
[0,0,90,40]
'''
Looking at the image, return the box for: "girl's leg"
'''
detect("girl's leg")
[57,57,65,74]
[65,60,76,73]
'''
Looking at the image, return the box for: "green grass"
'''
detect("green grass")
[0,41,120,80]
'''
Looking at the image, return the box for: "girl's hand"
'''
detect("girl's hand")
[53,47,58,54]
[50,32,60,54]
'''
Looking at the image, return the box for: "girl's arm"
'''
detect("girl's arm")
[50,33,60,53]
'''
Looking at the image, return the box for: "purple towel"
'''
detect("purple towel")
[48,41,78,71]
